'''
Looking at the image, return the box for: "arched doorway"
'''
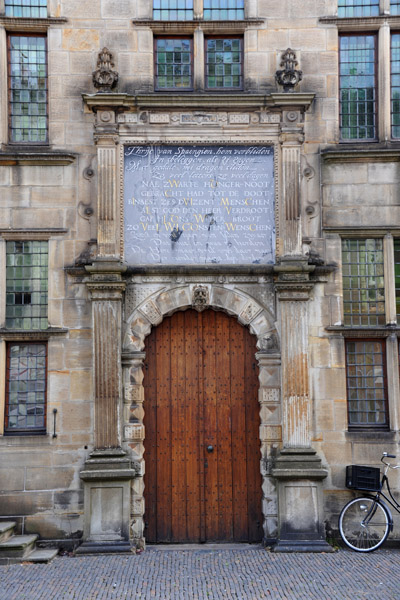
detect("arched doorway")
[143,308,263,543]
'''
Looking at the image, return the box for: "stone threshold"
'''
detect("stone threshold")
[147,543,264,551]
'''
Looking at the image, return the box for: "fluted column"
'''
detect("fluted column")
[279,293,311,448]
[281,144,302,256]
[87,274,126,448]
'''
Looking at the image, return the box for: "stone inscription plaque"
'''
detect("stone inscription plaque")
[124,145,275,264]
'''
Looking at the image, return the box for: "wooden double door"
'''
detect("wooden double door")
[143,309,263,543]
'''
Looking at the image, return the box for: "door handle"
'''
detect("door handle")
[207,445,214,453]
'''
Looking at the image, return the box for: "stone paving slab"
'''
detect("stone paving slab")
[0,546,400,600]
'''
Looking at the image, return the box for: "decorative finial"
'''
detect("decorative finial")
[275,48,302,92]
[92,48,119,93]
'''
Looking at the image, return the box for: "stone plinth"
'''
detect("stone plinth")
[272,448,333,552]
[78,449,138,553]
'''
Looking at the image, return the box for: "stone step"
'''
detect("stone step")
[0,534,38,559]
[25,548,59,563]
[0,522,16,544]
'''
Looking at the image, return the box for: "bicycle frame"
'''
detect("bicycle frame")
[367,459,400,531]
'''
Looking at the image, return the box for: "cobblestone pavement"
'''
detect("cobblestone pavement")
[0,546,399,600]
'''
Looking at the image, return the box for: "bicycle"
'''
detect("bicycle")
[339,452,400,552]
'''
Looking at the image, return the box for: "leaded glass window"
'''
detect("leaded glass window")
[205,38,243,89]
[5,0,47,18]
[204,0,244,20]
[391,35,400,138]
[342,239,385,326]
[391,0,400,15]
[395,240,400,322]
[6,240,48,330]
[340,35,377,141]
[8,34,48,143]
[5,343,47,434]
[337,0,379,17]
[346,340,388,428]
[155,38,192,90]
[153,0,193,20]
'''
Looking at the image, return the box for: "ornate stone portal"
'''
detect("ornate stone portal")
[80,84,332,552]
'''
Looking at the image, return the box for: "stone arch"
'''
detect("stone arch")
[121,283,281,547]
[123,283,278,353]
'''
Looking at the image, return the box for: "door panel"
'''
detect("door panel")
[144,309,263,543]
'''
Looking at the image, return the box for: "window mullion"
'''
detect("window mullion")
[384,233,396,324]
[386,334,400,431]
[379,24,391,142]
[194,0,202,19]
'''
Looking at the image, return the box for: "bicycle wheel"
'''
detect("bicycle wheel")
[339,496,390,552]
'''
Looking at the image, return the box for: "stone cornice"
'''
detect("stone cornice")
[0,16,67,30]
[83,92,315,113]
[131,18,264,34]
[124,264,275,276]
[322,146,400,163]
[0,328,68,340]
[0,228,68,239]
[0,149,77,166]
[324,226,400,234]
[319,15,400,29]
[326,326,400,337]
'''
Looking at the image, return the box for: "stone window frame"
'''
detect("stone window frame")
[153,35,194,91]
[339,32,378,141]
[7,31,48,144]
[204,35,244,91]
[0,229,68,438]
[5,238,49,330]
[152,0,246,21]
[4,0,48,19]
[344,337,390,430]
[4,340,48,435]
[322,13,400,142]
[0,4,67,148]
[334,233,400,431]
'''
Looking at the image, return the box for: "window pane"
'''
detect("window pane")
[346,340,388,428]
[339,35,377,140]
[5,0,47,18]
[391,0,400,15]
[395,240,400,323]
[8,35,48,143]
[391,35,400,138]
[341,239,385,326]
[153,0,193,19]
[206,38,243,89]
[337,0,379,17]
[155,38,192,90]
[203,0,244,19]
[5,343,47,433]
[6,240,48,329]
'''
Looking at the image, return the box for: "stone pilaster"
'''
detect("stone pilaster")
[279,118,304,256]
[272,263,333,552]
[86,262,126,449]
[78,261,138,551]
[94,110,119,258]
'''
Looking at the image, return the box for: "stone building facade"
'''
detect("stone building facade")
[1,0,400,551]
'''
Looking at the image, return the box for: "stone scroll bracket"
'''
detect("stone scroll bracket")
[121,282,282,544]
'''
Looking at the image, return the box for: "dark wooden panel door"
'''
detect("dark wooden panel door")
[143,309,263,543]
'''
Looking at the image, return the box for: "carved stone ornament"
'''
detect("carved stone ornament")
[192,285,209,312]
[93,47,119,93]
[275,48,303,92]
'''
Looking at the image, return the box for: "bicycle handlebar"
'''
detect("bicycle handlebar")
[382,452,397,459]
